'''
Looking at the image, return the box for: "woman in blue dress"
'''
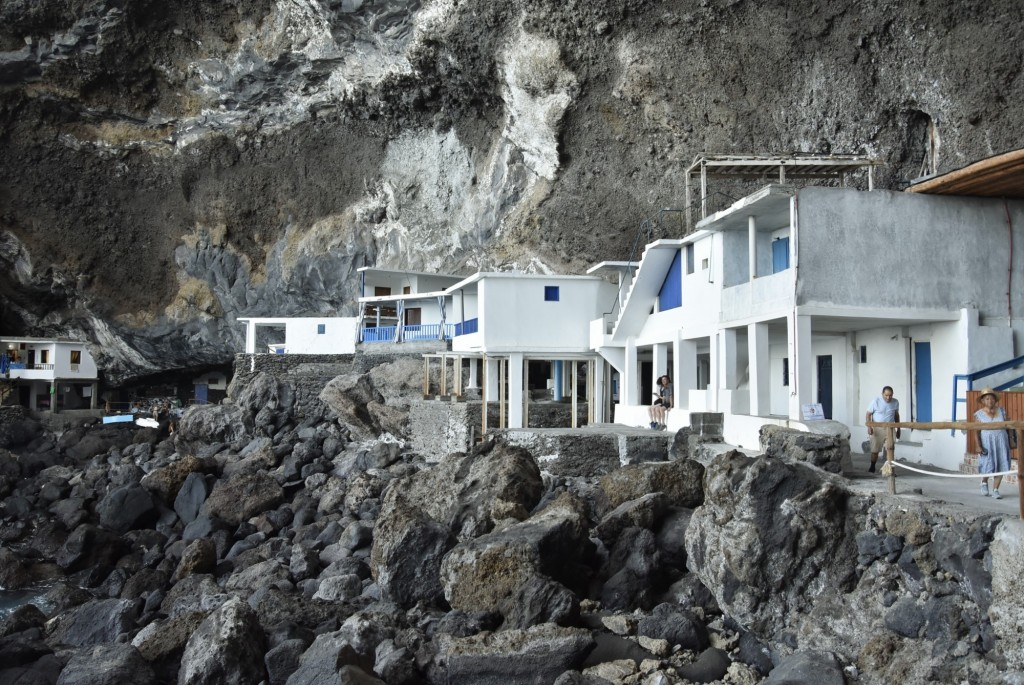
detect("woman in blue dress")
[975,387,1012,499]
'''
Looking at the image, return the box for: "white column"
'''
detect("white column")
[468,358,479,388]
[709,333,720,411]
[593,358,606,423]
[485,357,500,397]
[508,353,525,429]
[652,343,669,385]
[245,321,257,354]
[748,215,757,281]
[675,337,697,410]
[788,313,813,420]
[748,322,770,416]
[720,328,738,389]
[623,337,639,405]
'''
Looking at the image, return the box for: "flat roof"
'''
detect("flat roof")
[686,153,881,180]
[696,185,795,232]
[906,148,1024,198]
[357,267,465,279]
[586,260,638,275]
[2,336,90,345]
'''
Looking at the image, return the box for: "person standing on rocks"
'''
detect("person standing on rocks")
[865,385,900,473]
[974,387,1014,499]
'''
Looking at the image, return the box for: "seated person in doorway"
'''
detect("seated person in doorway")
[648,375,673,430]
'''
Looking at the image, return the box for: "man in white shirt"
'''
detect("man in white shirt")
[865,385,900,473]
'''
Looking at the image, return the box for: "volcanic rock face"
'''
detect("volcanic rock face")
[2,1,1023,382]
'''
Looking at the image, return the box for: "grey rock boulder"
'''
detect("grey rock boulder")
[596,458,704,517]
[432,623,594,685]
[96,483,156,533]
[440,492,591,628]
[762,650,846,685]
[175,404,254,454]
[48,598,141,648]
[56,643,156,685]
[178,596,266,685]
[202,471,284,526]
[370,487,455,608]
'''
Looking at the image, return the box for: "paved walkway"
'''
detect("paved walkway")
[845,451,1021,518]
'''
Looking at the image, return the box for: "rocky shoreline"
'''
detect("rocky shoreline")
[1,355,1021,685]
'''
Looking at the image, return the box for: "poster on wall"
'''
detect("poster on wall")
[801,403,825,421]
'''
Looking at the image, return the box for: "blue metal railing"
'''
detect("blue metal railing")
[454,318,478,336]
[950,354,1024,433]
[362,323,457,343]
[363,326,397,343]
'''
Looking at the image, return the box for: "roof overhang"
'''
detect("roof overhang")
[696,185,794,232]
[906,148,1024,198]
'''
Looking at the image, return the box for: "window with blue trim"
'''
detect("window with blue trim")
[544,286,560,301]
[772,237,790,273]
[658,250,683,311]
[317,324,326,334]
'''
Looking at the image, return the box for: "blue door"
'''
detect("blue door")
[195,384,208,405]
[914,342,932,422]
[772,237,790,273]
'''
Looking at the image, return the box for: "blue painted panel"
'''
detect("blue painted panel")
[772,237,790,273]
[915,342,932,422]
[659,250,683,311]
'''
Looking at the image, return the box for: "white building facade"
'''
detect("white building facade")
[594,185,1024,470]
[1,337,100,410]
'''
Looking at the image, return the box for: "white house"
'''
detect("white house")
[238,317,360,355]
[357,267,467,343]
[593,164,1024,470]
[357,269,619,429]
[1,337,99,411]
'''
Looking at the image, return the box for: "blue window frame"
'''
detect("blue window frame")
[772,237,790,273]
[544,286,560,301]
[317,324,326,334]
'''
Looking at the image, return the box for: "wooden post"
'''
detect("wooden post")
[422,357,430,398]
[1017,429,1023,520]
[523,358,529,429]
[886,426,896,495]
[499,359,506,429]
[440,355,447,397]
[569,361,576,428]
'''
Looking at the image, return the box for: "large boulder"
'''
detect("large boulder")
[440,492,592,628]
[319,374,383,439]
[48,598,142,648]
[686,451,859,638]
[431,623,594,685]
[178,596,267,685]
[392,440,545,540]
[596,458,704,517]
[0,406,42,449]
[759,424,850,474]
[370,488,456,608]
[56,643,156,685]
[96,483,156,533]
[202,471,284,526]
[175,404,254,454]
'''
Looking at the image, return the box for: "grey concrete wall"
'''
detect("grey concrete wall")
[796,188,1024,318]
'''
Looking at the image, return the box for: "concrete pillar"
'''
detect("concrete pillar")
[748,322,770,416]
[675,337,697,410]
[623,337,639,406]
[652,342,669,383]
[788,314,813,420]
[709,334,719,411]
[719,328,738,389]
[508,353,525,428]
[554,360,564,401]
[593,358,607,422]
[468,358,479,388]
[244,321,256,354]
[748,215,757,281]
[485,357,500,395]
[90,382,98,410]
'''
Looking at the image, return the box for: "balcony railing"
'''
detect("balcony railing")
[454,318,479,336]
[362,323,457,343]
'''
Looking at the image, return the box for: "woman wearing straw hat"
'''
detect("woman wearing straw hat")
[974,387,1014,499]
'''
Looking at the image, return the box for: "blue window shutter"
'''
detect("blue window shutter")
[317,324,326,334]
[772,237,790,273]
[658,250,683,311]
[544,286,560,301]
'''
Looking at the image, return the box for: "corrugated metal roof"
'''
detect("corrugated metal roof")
[906,148,1024,198]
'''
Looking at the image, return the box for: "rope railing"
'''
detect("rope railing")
[867,420,1024,518]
